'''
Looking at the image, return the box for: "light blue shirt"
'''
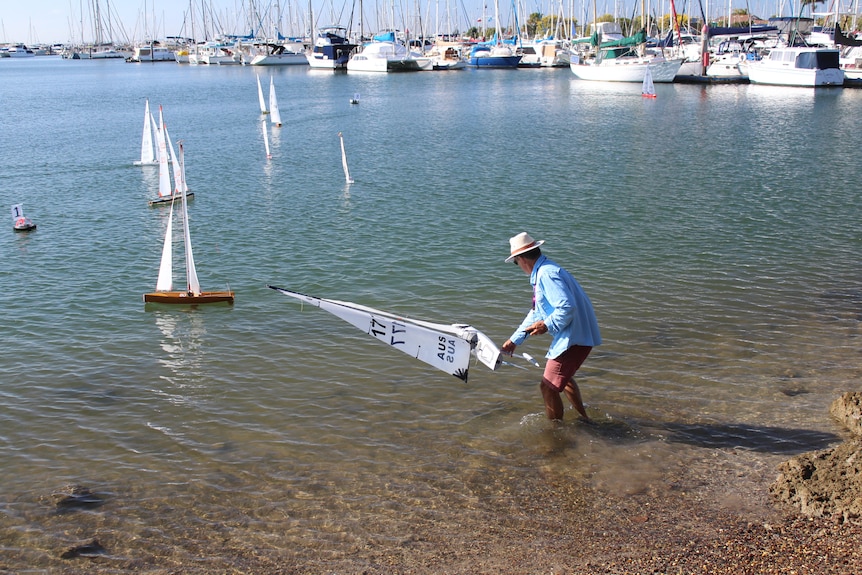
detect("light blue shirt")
[509,254,602,359]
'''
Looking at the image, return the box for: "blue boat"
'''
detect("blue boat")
[467,43,521,68]
[306,26,357,69]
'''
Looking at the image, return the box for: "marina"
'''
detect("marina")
[1,54,862,571]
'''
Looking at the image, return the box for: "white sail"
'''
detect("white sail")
[136,99,157,165]
[269,76,282,127]
[256,74,268,114]
[642,65,656,98]
[164,125,183,195]
[178,143,201,296]
[338,132,354,184]
[11,204,24,220]
[156,107,172,198]
[267,286,503,381]
[262,118,271,159]
[155,201,174,291]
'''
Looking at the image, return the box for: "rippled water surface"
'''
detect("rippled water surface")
[1,57,861,569]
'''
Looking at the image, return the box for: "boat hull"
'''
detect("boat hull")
[748,65,844,87]
[143,291,235,304]
[148,192,194,206]
[747,47,844,87]
[468,55,521,68]
[570,57,683,82]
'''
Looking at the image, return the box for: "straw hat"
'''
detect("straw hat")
[505,232,545,263]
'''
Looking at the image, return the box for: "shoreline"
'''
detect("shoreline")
[20,443,862,574]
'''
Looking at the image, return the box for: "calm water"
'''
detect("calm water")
[1,57,861,569]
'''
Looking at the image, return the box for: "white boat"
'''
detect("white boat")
[267,286,503,382]
[144,143,234,305]
[6,44,35,58]
[67,44,126,59]
[268,76,282,127]
[347,33,432,72]
[244,41,307,65]
[571,50,684,82]
[517,38,568,67]
[127,42,176,62]
[306,26,357,69]
[747,46,844,87]
[133,99,159,166]
[188,41,241,65]
[148,107,194,206]
[11,204,36,232]
[570,25,683,82]
[426,42,466,70]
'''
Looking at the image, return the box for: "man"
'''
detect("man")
[501,232,601,421]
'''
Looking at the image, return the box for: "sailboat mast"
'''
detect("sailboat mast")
[178,143,201,296]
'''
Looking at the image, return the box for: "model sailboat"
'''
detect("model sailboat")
[642,65,657,98]
[144,143,234,305]
[268,76,282,127]
[148,107,194,206]
[133,99,159,166]
[338,132,353,184]
[267,286,504,382]
[256,74,269,114]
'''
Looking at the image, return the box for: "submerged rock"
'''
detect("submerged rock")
[770,393,862,522]
[60,539,106,559]
[43,485,105,512]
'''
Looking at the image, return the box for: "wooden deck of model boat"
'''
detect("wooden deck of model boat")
[143,290,234,304]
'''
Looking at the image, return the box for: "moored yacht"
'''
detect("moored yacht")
[346,32,431,72]
[747,46,844,86]
[306,26,357,69]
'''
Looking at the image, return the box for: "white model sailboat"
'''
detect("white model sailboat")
[144,143,234,305]
[256,74,269,114]
[267,286,506,382]
[148,107,194,206]
[338,132,353,184]
[268,76,282,127]
[133,99,159,166]
[642,65,657,98]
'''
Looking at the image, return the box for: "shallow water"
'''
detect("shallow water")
[1,57,860,568]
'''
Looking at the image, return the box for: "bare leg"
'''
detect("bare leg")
[540,381,565,420]
[563,378,591,421]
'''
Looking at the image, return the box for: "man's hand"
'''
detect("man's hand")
[525,321,547,336]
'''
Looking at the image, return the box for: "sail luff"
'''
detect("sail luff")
[178,143,201,296]
[155,201,174,291]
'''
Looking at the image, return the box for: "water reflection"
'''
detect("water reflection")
[152,309,207,383]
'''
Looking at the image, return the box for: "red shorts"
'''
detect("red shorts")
[542,345,592,392]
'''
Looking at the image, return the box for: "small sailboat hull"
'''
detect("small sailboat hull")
[148,191,194,206]
[143,290,235,305]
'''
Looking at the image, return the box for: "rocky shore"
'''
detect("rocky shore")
[13,394,862,574]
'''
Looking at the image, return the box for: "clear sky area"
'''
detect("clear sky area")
[1,0,789,45]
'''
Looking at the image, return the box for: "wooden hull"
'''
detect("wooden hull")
[143,290,234,305]
[148,191,194,206]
